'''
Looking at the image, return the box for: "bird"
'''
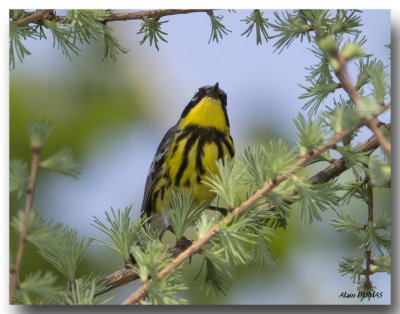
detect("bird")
[140,82,234,236]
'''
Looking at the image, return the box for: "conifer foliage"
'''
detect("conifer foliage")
[10,9,391,304]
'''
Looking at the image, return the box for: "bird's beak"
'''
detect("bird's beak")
[208,82,220,99]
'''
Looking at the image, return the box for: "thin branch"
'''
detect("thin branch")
[331,49,391,157]
[96,240,191,297]
[13,9,214,27]
[121,108,387,305]
[309,122,391,184]
[106,9,213,22]
[366,118,391,156]
[13,9,54,27]
[332,51,362,103]
[99,268,138,296]
[366,176,374,223]
[9,147,41,303]
[363,174,374,290]
[97,122,390,296]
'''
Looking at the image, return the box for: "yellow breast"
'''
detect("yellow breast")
[152,94,234,213]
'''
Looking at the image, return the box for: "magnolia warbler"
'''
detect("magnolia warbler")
[141,83,234,233]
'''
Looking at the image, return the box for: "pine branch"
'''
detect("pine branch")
[207,11,231,43]
[309,122,390,184]
[10,9,217,67]
[105,9,213,22]
[13,9,54,27]
[241,10,270,45]
[10,146,41,303]
[95,239,192,296]
[12,9,213,26]
[97,268,138,296]
[9,122,79,303]
[366,118,391,156]
[327,44,391,157]
[121,106,387,305]
[97,121,389,296]
[331,49,361,103]
[362,175,374,291]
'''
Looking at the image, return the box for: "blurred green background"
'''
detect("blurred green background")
[9,9,391,304]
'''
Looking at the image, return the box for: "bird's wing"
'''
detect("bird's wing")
[140,124,179,217]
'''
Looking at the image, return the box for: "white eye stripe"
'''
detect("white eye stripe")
[191,89,202,101]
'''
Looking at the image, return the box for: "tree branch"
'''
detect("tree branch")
[363,174,374,290]
[13,9,214,27]
[13,9,54,27]
[331,49,391,157]
[332,51,362,103]
[366,118,391,156]
[96,239,192,297]
[105,9,213,22]
[99,267,138,296]
[9,147,41,303]
[309,122,391,184]
[97,121,390,297]
[121,107,387,305]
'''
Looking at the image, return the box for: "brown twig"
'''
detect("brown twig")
[95,238,192,297]
[363,174,374,290]
[13,9,54,27]
[309,122,391,184]
[105,9,213,22]
[9,147,41,303]
[332,52,362,103]
[121,108,389,304]
[96,122,390,297]
[331,49,391,157]
[12,9,213,27]
[98,267,139,296]
[366,118,391,156]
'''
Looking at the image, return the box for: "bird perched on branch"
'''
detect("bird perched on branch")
[141,82,234,234]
